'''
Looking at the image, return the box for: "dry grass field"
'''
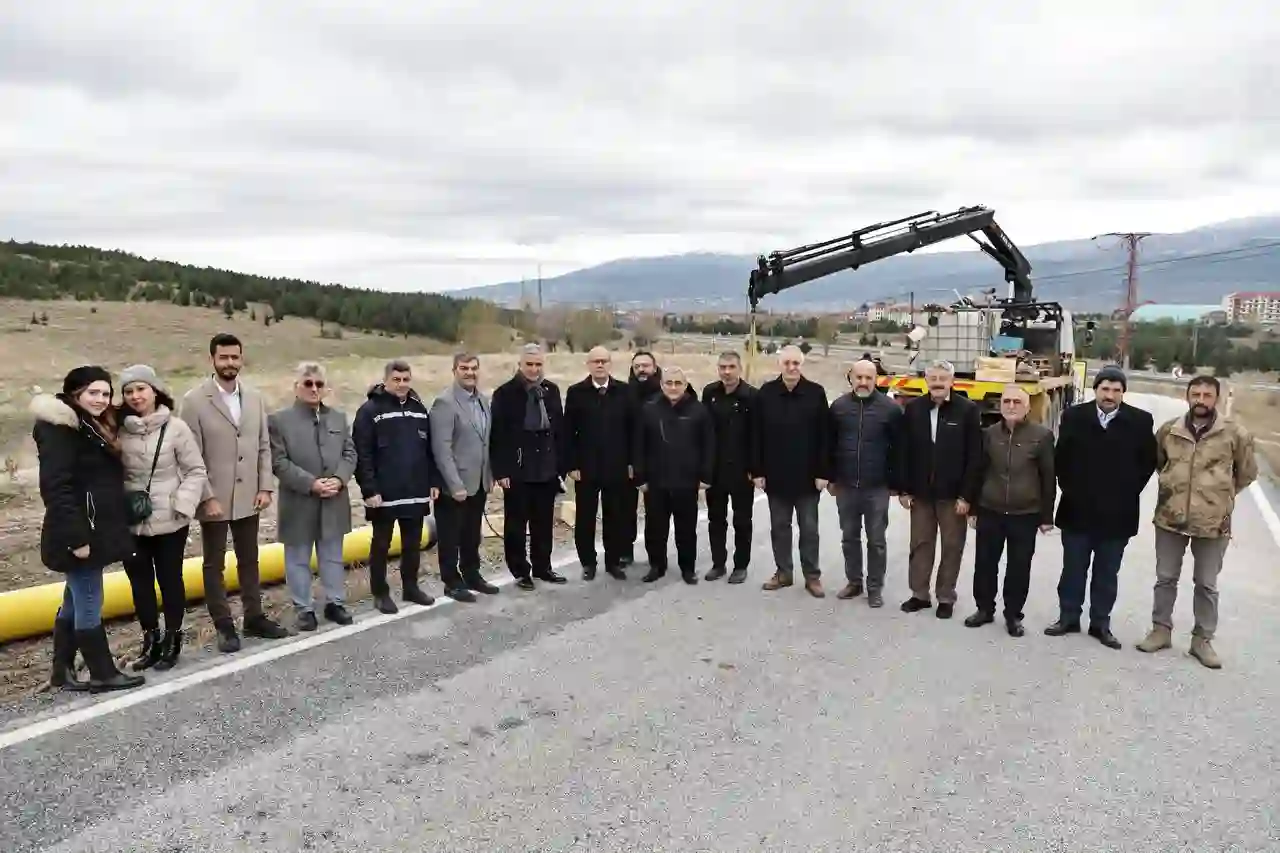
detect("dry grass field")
[0,302,855,701]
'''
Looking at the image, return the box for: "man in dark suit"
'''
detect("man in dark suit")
[490,343,568,590]
[564,346,633,580]
[700,351,757,584]
[1046,365,1157,648]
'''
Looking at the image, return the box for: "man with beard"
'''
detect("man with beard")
[352,359,443,613]
[1046,365,1157,648]
[897,360,983,619]
[1137,375,1257,669]
[701,351,757,584]
[564,346,632,580]
[828,359,902,608]
[179,334,289,652]
[490,344,569,590]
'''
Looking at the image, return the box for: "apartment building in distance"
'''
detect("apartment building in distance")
[1222,291,1280,325]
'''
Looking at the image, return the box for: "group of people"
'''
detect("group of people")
[31,337,1258,696]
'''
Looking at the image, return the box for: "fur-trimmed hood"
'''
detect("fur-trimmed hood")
[29,393,79,428]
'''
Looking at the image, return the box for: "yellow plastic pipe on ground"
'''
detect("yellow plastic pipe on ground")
[0,517,436,645]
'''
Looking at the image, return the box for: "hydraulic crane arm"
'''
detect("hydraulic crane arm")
[746,205,1033,310]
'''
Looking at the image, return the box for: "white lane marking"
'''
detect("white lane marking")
[0,494,766,752]
[1248,481,1280,548]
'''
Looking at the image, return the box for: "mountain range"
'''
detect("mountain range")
[456,214,1280,313]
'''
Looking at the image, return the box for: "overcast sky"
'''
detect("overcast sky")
[2,2,1276,292]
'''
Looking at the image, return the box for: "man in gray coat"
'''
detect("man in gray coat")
[268,362,358,632]
[429,352,500,602]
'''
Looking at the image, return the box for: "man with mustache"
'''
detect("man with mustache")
[1137,375,1257,669]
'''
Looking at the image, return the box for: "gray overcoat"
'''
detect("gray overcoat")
[268,400,358,546]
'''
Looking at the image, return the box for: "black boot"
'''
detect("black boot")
[153,629,183,671]
[642,566,666,583]
[401,568,435,606]
[49,619,88,692]
[130,628,164,671]
[77,627,145,693]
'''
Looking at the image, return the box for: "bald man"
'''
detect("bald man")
[564,346,633,580]
[965,384,1056,637]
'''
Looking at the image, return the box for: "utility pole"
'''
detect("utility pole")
[1093,232,1152,370]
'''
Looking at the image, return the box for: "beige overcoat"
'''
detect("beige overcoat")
[178,377,274,521]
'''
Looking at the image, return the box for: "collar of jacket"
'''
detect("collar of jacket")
[122,405,173,434]
[1176,409,1221,440]
[292,399,329,416]
[713,380,748,398]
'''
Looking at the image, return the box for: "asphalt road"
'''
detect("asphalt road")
[3,393,1278,852]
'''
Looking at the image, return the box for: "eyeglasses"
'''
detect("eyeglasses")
[302,379,325,389]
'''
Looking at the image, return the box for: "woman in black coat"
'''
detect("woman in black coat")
[31,366,144,693]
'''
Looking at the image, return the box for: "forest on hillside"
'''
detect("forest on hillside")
[0,240,521,342]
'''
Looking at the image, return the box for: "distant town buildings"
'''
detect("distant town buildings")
[1222,291,1280,325]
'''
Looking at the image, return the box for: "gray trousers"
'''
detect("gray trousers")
[835,486,890,589]
[1153,526,1229,639]
[767,491,821,579]
[284,537,347,613]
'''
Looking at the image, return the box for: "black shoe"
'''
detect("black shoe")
[605,564,627,580]
[901,597,931,613]
[642,567,666,583]
[682,570,698,585]
[49,619,88,692]
[964,610,995,628]
[1044,619,1082,637]
[619,554,634,568]
[727,568,747,585]
[374,593,399,615]
[466,577,500,595]
[582,565,597,581]
[323,603,353,626]
[936,603,954,620]
[533,570,568,584]
[447,587,478,603]
[516,577,536,591]
[403,585,436,606]
[705,566,727,581]
[868,590,884,608]
[153,629,183,671]
[1088,624,1122,649]
[77,627,145,693]
[243,614,289,640]
[214,618,242,653]
[297,611,318,632]
[1006,618,1025,637]
[130,628,164,671]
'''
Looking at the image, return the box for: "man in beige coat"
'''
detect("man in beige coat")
[179,333,289,652]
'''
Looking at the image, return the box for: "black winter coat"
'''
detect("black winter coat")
[1054,401,1157,538]
[829,390,902,490]
[490,375,566,484]
[564,376,633,484]
[31,394,133,574]
[898,393,983,503]
[701,380,757,486]
[632,394,715,490]
[751,376,831,497]
[352,385,440,520]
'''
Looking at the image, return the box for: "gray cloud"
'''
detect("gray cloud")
[1,1,1277,291]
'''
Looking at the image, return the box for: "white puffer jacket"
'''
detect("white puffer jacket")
[119,406,208,537]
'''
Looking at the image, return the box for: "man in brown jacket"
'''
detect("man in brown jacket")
[1137,375,1257,669]
[179,333,289,652]
[964,385,1056,637]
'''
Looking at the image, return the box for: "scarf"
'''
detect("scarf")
[520,375,551,432]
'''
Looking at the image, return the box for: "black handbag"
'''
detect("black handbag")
[125,422,168,525]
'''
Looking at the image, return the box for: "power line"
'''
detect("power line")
[1035,239,1280,284]
[1094,232,1153,370]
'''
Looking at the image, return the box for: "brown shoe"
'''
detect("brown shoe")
[1189,636,1222,669]
[762,572,794,591]
[1136,625,1172,654]
[836,582,863,600]
[805,578,826,598]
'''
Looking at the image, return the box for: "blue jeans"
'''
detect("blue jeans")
[56,568,105,630]
[1057,532,1129,626]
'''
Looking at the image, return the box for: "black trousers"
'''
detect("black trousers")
[574,479,629,568]
[368,514,425,597]
[644,487,700,573]
[124,527,190,631]
[973,511,1040,620]
[706,479,754,571]
[436,489,487,590]
[503,480,558,579]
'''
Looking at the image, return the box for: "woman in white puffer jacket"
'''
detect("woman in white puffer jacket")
[118,364,208,672]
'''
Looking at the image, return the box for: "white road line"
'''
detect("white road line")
[1248,481,1280,548]
[0,495,766,752]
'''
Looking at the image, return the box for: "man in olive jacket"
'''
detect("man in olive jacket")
[964,385,1055,637]
[268,362,359,632]
[1137,375,1257,669]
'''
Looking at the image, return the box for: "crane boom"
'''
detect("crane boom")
[746,205,1033,310]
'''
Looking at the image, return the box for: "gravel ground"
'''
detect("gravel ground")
[2,394,1278,852]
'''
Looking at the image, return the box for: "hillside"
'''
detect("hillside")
[0,241,513,341]
[458,214,1280,312]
